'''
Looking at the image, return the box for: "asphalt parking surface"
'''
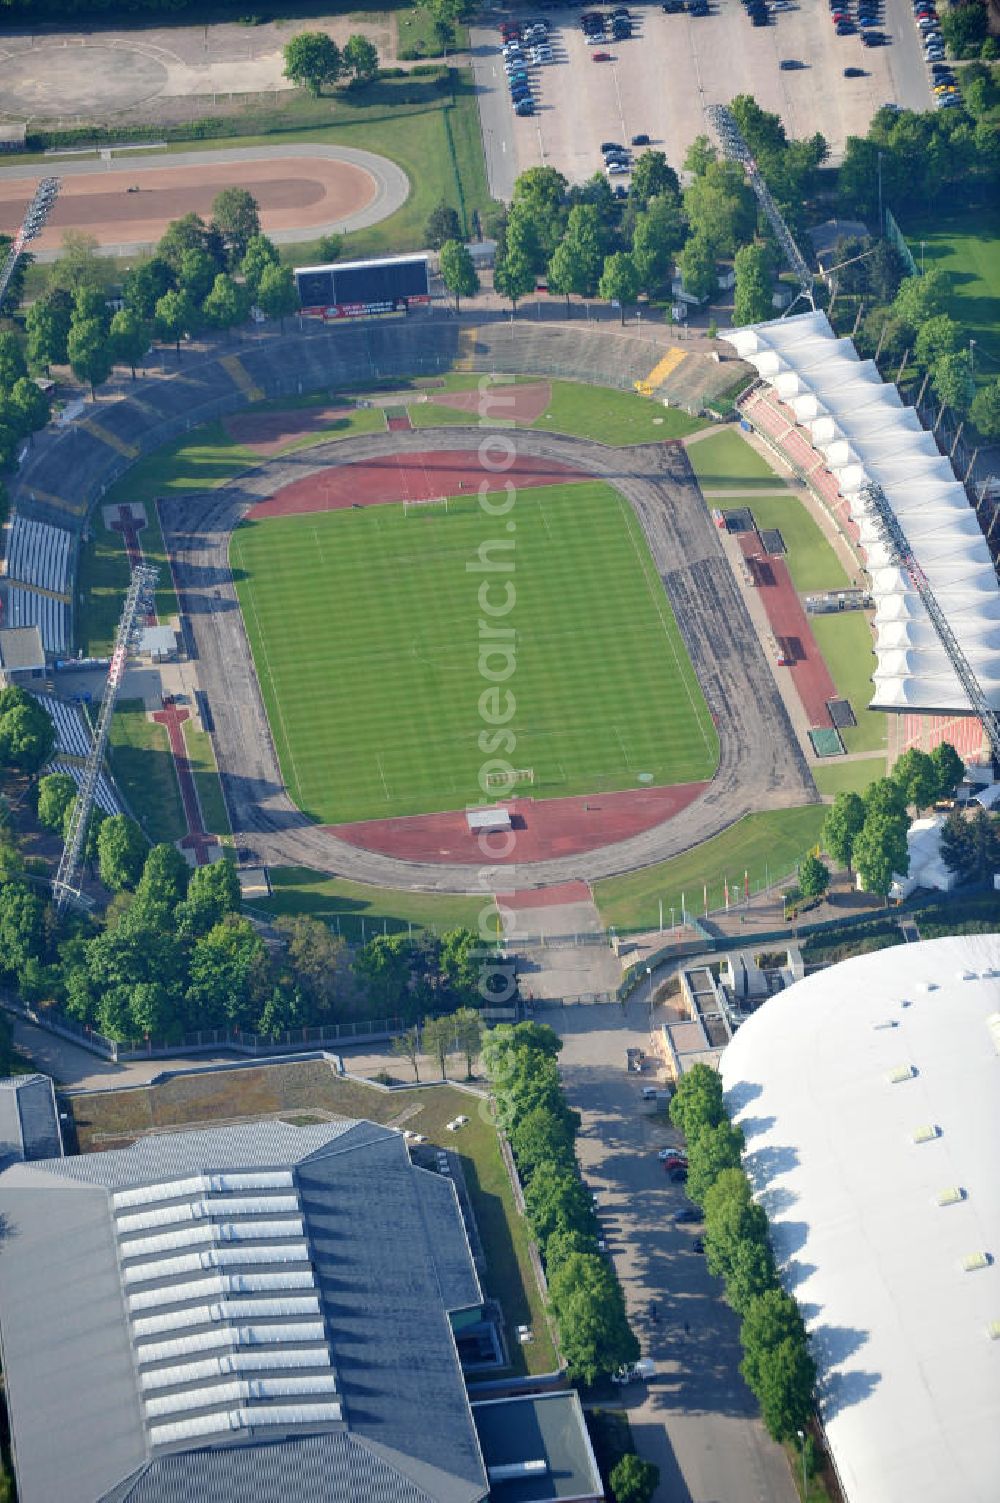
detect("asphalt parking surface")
[549,998,799,1503]
[474,0,934,200]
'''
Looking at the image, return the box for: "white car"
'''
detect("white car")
[608,161,630,174]
[658,1146,688,1161]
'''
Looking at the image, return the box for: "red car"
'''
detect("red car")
[661,1155,688,1172]
[592,50,612,59]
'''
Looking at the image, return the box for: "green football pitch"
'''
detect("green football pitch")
[231,481,719,824]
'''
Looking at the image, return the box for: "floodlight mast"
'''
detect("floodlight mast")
[53,563,158,912]
[0,177,60,311]
[705,104,815,317]
[859,479,1000,766]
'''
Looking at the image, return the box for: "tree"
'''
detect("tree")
[97,814,149,892]
[524,1163,596,1248]
[599,251,640,324]
[343,33,380,84]
[892,747,939,809]
[753,1336,817,1442]
[971,377,1000,439]
[822,791,866,869]
[177,246,219,306]
[853,811,910,897]
[0,332,27,389]
[940,806,1000,883]
[66,314,111,396]
[547,203,605,310]
[510,1104,577,1179]
[719,1225,778,1315]
[865,775,909,821]
[284,31,342,94]
[425,200,463,251]
[932,349,975,414]
[157,214,216,275]
[494,246,535,311]
[548,1251,639,1384]
[25,291,72,372]
[123,257,175,320]
[129,980,173,1041]
[392,1025,422,1082]
[241,234,281,298]
[0,235,30,318]
[631,193,686,293]
[669,1061,725,1140]
[683,134,717,176]
[355,933,410,1010]
[6,377,49,442]
[176,857,241,936]
[277,914,351,1018]
[187,916,268,1029]
[36,772,77,833]
[210,187,261,264]
[676,233,716,303]
[939,0,987,57]
[930,740,964,798]
[0,883,46,977]
[451,1005,483,1077]
[511,167,569,262]
[0,686,55,773]
[683,162,756,258]
[686,1119,746,1205]
[135,843,190,913]
[629,149,680,210]
[740,1288,808,1387]
[732,242,774,326]
[439,240,479,312]
[154,289,196,353]
[202,273,248,334]
[428,0,463,46]
[914,313,960,368]
[798,853,830,901]
[867,239,908,304]
[610,1454,660,1503]
[108,307,151,380]
[48,230,108,294]
[892,268,949,331]
[253,263,298,330]
[316,233,344,263]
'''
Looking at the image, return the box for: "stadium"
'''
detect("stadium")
[4,251,998,896]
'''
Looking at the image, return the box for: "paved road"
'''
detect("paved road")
[550,997,799,1503]
[161,427,816,893]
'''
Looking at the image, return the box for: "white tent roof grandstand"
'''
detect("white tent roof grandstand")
[724,311,1000,715]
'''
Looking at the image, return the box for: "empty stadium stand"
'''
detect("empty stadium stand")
[6,589,68,655]
[5,514,72,596]
[44,761,122,817]
[31,694,91,759]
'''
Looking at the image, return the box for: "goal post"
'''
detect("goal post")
[403,495,449,517]
[482,767,535,791]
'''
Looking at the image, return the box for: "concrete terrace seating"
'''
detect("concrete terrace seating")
[5,514,72,595]
[32,694,91,759]
[7,588,68,655]
[45,760,122,817]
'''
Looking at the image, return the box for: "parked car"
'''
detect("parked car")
[661,1155,688,1171]
[611,1358,656,1384]
[668,1167,688,1183]
[608,160,630,173]
[631,132,651,145]
[515,98,536,115]
[661,0,685,11]
[674,1207,702,1224]
[779,57,805,67]
[693,1237,705,1254]
[592,50,612,60]
[612,184,628,199]
[862,29,889,42]
[657,1146,688,1161]
[844,65,867,75]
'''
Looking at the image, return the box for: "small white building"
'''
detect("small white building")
[890,814,958,901]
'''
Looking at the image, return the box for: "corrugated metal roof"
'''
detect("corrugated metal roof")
[0,1118,488,1503]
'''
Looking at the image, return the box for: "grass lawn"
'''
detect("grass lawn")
[232,480,718,823]
[811,755,886,797]
[70,1059,556,1375]
[738,494,850,594]
[687,429,786,490]
[181,720,231,838]
[902,200,1000,372]
[256,866,494,940]
[593,804,826,932]
[809,613,887,755]
[532,381,709,445]
[108,699,186,845]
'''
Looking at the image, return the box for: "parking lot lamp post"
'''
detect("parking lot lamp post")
[646,966,653,1027]
[670,907,675,934]
[796,1430,807,1497]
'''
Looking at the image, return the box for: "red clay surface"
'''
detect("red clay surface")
[328,782,709,864]
[152,702,219,866]
[432,381,552,423]
[222,406,364,457]
[500,881,593,908]
[0,158,376,254]
[109,505,155,625]
[247,450,591,518]
[739,533,836,726]
[386,413,413,432]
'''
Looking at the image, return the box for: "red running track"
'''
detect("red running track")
[328,782,709,865]
[246,451,591,519]
[152,703,219,866]
[739,533,836,726]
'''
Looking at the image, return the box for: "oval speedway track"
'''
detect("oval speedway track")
[161,425,816,893]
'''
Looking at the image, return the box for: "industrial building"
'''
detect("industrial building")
[720,932,1000,1503]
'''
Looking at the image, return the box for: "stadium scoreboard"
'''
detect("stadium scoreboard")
[294,254,430,320]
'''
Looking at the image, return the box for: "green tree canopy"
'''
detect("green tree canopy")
[450,1005,484,1076]
[970,376,1000,439]
[425,200,463,251]
[548,1251,639,1384]
[48,231,108,295]
[6,377,50,441]
[343,33,379,83]
[669,1061,725,1140]
[686,1119,746,1205]
[822,790,866,869]
[853,810,910,897]
[154,289,197,352]
[609,1453,660,1503]
[439,240,480,311]
[914,313,961,369]
[36,772,77,833]
[892,268,949,331]
[420,1014,456,1080]
[524,1163,597,1249]
[187,915,268,1030]
[202,273,248,332]
[677,233,716,302]
[97,814,149,892]
[0,883,46,978]
[629,149,680,210]
[752,1335,817,1441]
[136,842,190,912]
[67,316,112,397]
[939,806,1000,883]
[865,776,909,821]
[25,291,72,371]
[798,852,830,901]
[210,187,261,264]
[631,193,686,293]
[930,740,964,798]
[0,686,55,773]
[732,242,774,327]
[683,162,756,258]
[932,349,975,415]
[241,234,281,298]
[0,332,27,388]
[108,307,151,380]
[276,914,350,1019]
[494,245,535,310]
[683,135,717,176]
[509,1103,577,1179]
[177,246,218,305]
[255,263,299,329]
[176,857,241,936]
[599,251,640,323]
[123,258,175,320]
[283,32,342,95]
[511,167,569,262]
[892,747,940,809]
[157,213,217,274]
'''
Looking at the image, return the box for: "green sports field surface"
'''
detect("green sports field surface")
[231,481,719,824]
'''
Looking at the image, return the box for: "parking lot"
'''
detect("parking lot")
[473,0,933,201]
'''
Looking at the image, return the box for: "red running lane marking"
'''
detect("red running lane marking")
[739,533,837,726]
[151,703,219,867]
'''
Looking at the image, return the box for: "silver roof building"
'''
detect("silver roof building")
[0,1118,488,1503]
